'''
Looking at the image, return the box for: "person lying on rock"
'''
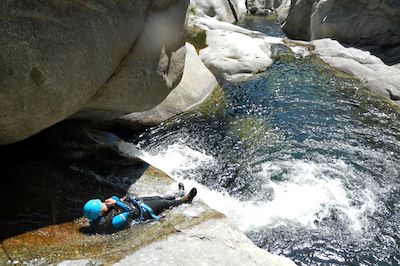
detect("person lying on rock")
[82,183,197,233]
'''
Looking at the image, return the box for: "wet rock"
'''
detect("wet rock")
[116,42,218,127]
[0,0,188,144]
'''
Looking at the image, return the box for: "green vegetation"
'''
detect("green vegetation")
[192,85,226,118]
[186,26,207,53]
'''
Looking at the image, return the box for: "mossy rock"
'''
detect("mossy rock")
[192,85,226,118]
[186,26,207,53]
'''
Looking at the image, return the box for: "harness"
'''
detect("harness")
[125,196,160,223]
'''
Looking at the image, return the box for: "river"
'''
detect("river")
[123,15,400,265]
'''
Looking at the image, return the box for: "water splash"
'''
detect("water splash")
[117,140,375,236]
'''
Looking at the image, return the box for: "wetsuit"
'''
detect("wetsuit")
[90,195,183,233]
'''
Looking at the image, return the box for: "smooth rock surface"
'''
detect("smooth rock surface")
[276,0,291,23]
[310,38,400,105]
[80,0,189,120]
[0,0,188,144]
[199,28,274,80]
[114,218,296,266]
[116,42,218,126]
[189,14,279,80]
[280,0,314,40]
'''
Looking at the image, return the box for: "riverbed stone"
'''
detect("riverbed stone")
[0,0,188,145]
[115,42,218,127]
[310,38,400,105]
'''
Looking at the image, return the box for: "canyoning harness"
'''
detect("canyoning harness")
[125,196,160,224]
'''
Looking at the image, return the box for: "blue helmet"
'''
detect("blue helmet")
[83,199,103,221]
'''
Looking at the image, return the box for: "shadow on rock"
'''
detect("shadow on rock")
[0,119,147,240]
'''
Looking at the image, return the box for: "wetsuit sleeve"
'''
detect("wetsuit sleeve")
[111,196,130,212]
[92,209,118,232]
[111,212,130,228]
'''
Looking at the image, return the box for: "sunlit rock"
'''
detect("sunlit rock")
[311,38,400,105]
[188,7,283,81]
[116,43,218,126]
[199,28,273,80]
[114,219,296,266]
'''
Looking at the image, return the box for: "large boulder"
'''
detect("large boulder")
[279,0,315,40]
[200,29,273,80]
[190,15,281,80]
[116,42,218,126]
[0,0,188,145]
[278,0,400,47]
[79,0,189,120]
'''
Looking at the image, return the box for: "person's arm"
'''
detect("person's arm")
[93,209,118,232]
[105,196,131,228]
[105,196,130,212]
[111,212,130,228]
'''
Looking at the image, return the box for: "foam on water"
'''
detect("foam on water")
[257,160,376,232]
[118,141,376,235]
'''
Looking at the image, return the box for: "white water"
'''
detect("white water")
[117,140,376,234]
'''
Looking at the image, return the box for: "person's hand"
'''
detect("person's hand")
[105,198,116,206]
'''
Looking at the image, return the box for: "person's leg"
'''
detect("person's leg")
[142,197,183,215]
[141,187,197,215]
[141,196,176,201]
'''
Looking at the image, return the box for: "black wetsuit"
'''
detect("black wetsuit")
[89,195,183,233]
